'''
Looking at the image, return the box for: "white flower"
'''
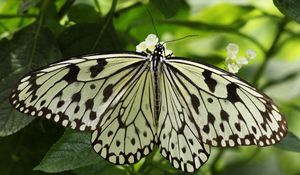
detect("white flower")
[236,56,248,65]
[226,43,239,58]
[145,34,159,52]
[225,43,256,74]
[227,63,240,74]
[246,49,256,60]
[136,41,147,52]
[135,34,174,56]
[136,34,159,53]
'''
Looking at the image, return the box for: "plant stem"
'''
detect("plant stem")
[57,0,76,20]
[252,17,289,86]
[0,14,37,19]
[90,0,118,52]
[27,0,50,70]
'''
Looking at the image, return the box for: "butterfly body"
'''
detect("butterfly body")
[10,34,287,172]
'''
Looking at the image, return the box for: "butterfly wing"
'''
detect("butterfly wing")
[163,58,288,147]
[91,64,156,164]
[9,53,150,131]
[158,67,210,172]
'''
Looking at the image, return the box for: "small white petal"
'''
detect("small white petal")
[237,56,248,65]
[145,34,159,45]
[227,63,240,74]
[226,43,239,58]
[246,49,256,60]
[136,41,147,52]
[148,45,156,52]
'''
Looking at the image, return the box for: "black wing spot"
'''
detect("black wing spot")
[251,126,257,134]
[90,84,96,89]
[260,123,267,131]
[30,95,38,103]
[90,59,107,78]
[203,125,210,134]
[237,114,243,120]
[143,131,147,137]
[208,98,213,103]
[191,94,200,114]
[182,147,186,154]
[208,112,215,124]
[202,70,217,92]
[74,106,80,113]
[235,123,241,131]
[226,83,241,103]
[188,139,194,145]
[116,140,121,147]
[220,109,229,121]
[107,130,113,137]
[131,138,136,145]
[171,143,175,149]
[103,84,113,102]
[40,100,46,106]
[219,123,225,132]
[85,99,94,109]
[62,65,80,83]
[198,149,202,154]
[57,100,65,108]
[72,92,81,102]
[90,111,97,120]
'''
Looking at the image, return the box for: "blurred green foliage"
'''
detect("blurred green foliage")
[0,0,300,175]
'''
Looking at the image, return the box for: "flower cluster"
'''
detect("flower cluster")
[136,34,173,56]
[225,43,256,73]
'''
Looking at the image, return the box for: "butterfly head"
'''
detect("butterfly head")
[136,34,173,57]
[154,43,165,55]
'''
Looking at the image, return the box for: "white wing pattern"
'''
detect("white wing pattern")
[10,53,148,131]
[10,34,288,173]
[158,67,210,172]
[163,58,287,147]
[91,63,156,164]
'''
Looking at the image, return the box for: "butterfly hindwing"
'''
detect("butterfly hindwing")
[164,58,288,147]
[158,67,210,172]
[91,64,156,164]
[10,53,148,131]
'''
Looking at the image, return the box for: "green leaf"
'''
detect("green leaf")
[273,0,300,23]
[68,4,101,23]
[0,73,34,136]
[276,132,300,152]
[73,163,127,175]
[34,130,102,173]
[150,0,181,18]
[0,119,64,175]
[0,23,62,136]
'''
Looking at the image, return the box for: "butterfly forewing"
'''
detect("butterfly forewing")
[10,53,148,131]
[163,58,287,147]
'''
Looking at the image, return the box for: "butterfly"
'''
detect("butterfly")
[10,34,288,172]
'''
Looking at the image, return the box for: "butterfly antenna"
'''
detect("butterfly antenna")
[164,35,198,44]
[147,9,159,37]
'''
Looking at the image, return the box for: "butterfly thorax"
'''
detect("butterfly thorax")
[151,43,165,121]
